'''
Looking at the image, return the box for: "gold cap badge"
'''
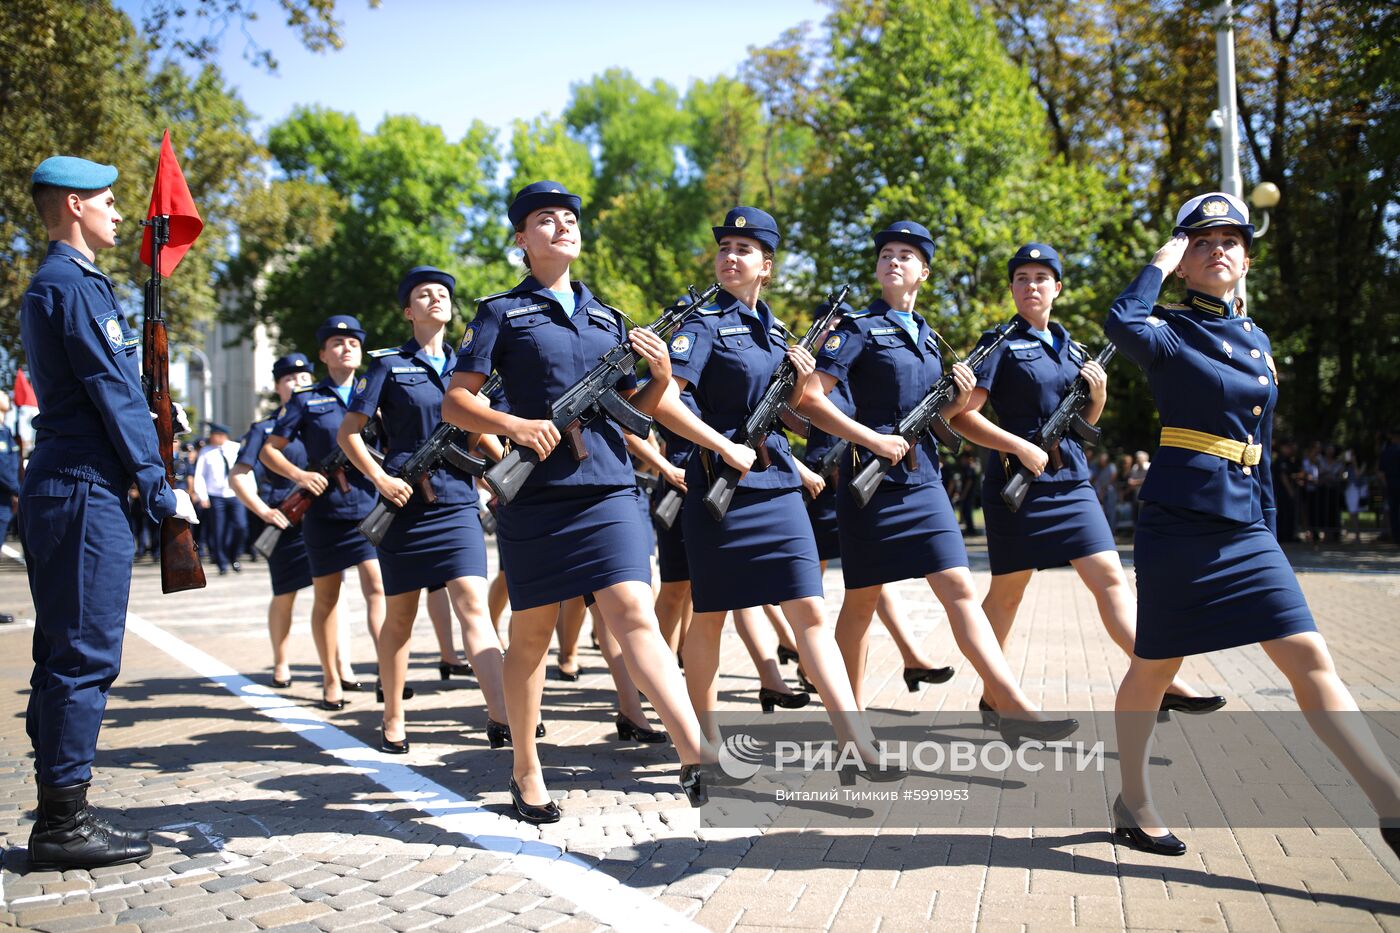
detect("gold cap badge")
[734,216,747,228]
[1202,199,1229,217]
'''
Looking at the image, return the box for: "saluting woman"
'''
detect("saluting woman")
[653,206,895,778]
[950,243,1223,719]
[801,221,1076,743]
[1106,192,1400,857]
[442,182,718,821]
[337,266,509,755]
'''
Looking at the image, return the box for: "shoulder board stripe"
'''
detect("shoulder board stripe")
[292,384,318,393]
[368,347,401,358]
[1157,303,1190,312]
[697,304,724,315]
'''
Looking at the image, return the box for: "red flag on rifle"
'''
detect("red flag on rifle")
[139,129,203,275]
[13,369,37,409]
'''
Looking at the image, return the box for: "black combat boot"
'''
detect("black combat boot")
[29,783,151,870]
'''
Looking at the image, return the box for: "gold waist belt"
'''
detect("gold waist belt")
[1159,427,1262,467]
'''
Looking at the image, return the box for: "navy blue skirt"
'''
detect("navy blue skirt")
[302,515,378,578]
[1132,502,1316,659]
[836,479,967,589]
[983,478,1117,576]
[268,524,312,596]
[377,501,487,596]
[805,483,841,562]
[683,486,823,613]
[654,501,690,583]
[498,484,651,611]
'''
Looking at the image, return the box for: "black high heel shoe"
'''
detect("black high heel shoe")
[837,756,906,786]
[795,665,817,694]
[439,661,472,680]
[487,719,548,749]
[553,664,580,682]
[508,778,560,824]
[340,677,365,692]
[317,693,347,712]
[776,645,799,666]
[271,672,292,689]
[978,698,999,728]
[997,716,1079,747]
[759,687,811,713]
[616,714,669,744]
[380,726,409,755]
[1111,795,1186,856]
[1158,693,1226,720]
[903,666,955,692]
[679,764,710,807]
[376,680,415,702]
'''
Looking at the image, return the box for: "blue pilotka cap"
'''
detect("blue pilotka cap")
[712,206,780,252]
[1007,242,1063,281]
[206,421,232,436]
[398,265,456,307]
[1173,192,1255,248]
[508,181,582,229]
[31,156,119,190]
[272,352,311,381]
[314,314,367,346]
[873,220,936,264]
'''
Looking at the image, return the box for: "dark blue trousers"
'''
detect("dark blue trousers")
[21,473,134,786]
[207,495,247,570]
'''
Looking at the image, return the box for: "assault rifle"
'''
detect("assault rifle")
[702,285,851,521]
[483,284,721,505]
[252,422,382,559]
[358,422,490,546]
[1000,343,1116,512]
[848,316,1019,508]
[802,438,850,503]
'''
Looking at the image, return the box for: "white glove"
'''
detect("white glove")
[172,488,199,524]
[172,402,191,436]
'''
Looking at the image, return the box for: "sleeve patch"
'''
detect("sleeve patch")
[823,333,844,353]
[670,333,694,359]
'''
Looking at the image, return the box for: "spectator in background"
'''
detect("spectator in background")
[1091,451,1118,533]
[0,391,20,542]
[193,423,246,575]
[1301,441,1324,542]
[954,450,980,534]
[1126,449,1150,521]
[1273,438,1301,543]
[1380,426,1400,546]
[1342,449,1370,544]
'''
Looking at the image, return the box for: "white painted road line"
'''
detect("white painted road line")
[124,612,702,933]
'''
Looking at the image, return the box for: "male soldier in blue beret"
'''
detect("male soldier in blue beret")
[20,156,199,869]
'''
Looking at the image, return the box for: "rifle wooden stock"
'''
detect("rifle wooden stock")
[142,214,206,594]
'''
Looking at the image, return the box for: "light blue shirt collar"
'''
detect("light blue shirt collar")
[549,288,577,318]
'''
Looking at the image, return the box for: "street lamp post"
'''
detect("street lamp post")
[185,346,214,432]
[1213,0,1247,306]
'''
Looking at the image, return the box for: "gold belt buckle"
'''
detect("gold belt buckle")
[1242,444,1262,467]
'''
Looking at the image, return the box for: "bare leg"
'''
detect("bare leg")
[379,590,420,743]
[555,596,586,677]
[834,586,882,709]
[1261,633,1400,818]
[310,573,344,701]
[928,567,1043,717]
[1071,551,1201,697]
[357,559,386,649]
[982,569,1033,649]
[447,576,507,723]
[874,587,940,668]
[506,603,557,806]
[267,592,295,682]
[593,605,652,726]
[764,602,798,656]
[734,606,793,693]
[655,580,691,653]
[594,581,708,764]
[782,596,880,758]
[488,571,509,644]
[1115,654,1182,835]
[427,587,462,666]
[682,610,727,742]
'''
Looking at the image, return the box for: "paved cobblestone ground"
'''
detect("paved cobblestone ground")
[0,537,1397,932]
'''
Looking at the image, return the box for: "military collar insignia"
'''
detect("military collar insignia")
[67,254,108,279]
[368,347,401,358]
[1186,291,1229,317]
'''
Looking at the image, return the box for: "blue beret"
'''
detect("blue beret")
[31,156,118,190]
[206,422,232,436]
[397,265,455,307]
[272,352,311,381]
[712,206,780,252]
[1007,243,1063,281]
[1173,192,1254,247]
[315,314,367,346]
[509,181,582,229]
[873,221,936,264]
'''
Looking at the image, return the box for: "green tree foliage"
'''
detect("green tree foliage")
[138,0,373,72]
[233,108,504,354]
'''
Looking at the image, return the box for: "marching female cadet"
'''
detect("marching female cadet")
[1106,192,1400,857]
[653,206,896,779]
[262,315,387,711]
[950,243,1223,718]
[802,221,1076,743]
[338,266,509,754]
[443,182,718,821]
[230,352,316,688]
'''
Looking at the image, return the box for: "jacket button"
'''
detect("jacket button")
[1250,349,1261,358]
[1243,322,1253,331]
[1242,466,1252,476]
[1258,375,1269,385]
[1253,405,1263,416]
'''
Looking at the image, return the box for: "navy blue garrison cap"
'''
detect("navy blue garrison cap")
[272,352,311,381]
[314,314,367,346]
[206,421,232,436]
[873,221,936,264]
[1173,192,1254,247]
[1007,243,1063,281]
[398,265,456,307]
[508,181,582,229]
[31,156,118,190]
[712,206,780,252]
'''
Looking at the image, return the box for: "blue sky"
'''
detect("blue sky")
[118,0,827,138]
